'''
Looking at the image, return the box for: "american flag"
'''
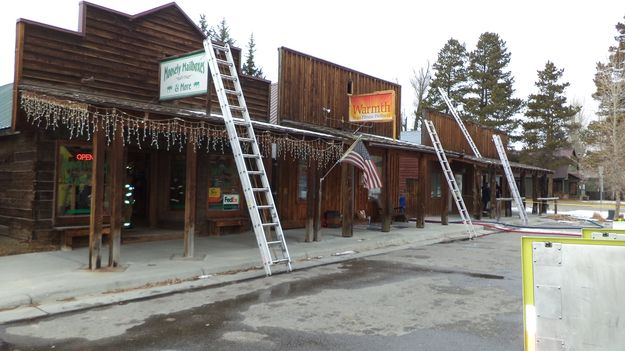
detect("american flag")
[339,140,383,189]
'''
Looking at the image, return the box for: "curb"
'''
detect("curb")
[0,228,471,324]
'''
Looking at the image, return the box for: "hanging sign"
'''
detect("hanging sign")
[159,50,208,101]
[348,90,396,123]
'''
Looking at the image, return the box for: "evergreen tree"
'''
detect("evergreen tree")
[465,32,523,136]
[214,17,235,46]
[242,33,264,78]
[198,16,235,45]
[425,38,468,115]
[521,61,580,166]
[198,14,214,38]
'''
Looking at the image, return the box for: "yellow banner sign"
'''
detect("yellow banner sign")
[349,90,396,123]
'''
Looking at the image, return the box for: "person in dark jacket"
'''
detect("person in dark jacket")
[482,184,490,211]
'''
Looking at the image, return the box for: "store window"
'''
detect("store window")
[431,171,441,198]
[297,160,307,201]
[169,154,186,210]
[207,156,240,211]
[56,144,109,216]
[455,174,463,195]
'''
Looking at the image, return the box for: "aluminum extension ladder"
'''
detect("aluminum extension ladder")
[437,87,482,158]
[424,120,477,239]
[203,39,292,275]
[492,135,529,225]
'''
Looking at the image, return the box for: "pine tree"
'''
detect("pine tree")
[521,61,580,166]
[465,32,523,136]
[242,33,264,78]
[214,17,235,46]
[425,38,468,115]
[198,14,214,38]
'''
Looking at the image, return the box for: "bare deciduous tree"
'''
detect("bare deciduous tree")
[584,44,625,216]
[410,62,431,131]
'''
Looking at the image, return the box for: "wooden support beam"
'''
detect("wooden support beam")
[149,150,159,228]
[532,174,539,214]
[314,177,322,242]
[441,166,449,226]
[473,165,482,220]
[416,155,426,228]
[108,126,123,267]
[341,163,353,237]
[489,168,497,219]
[305,161,318,242]
[519,171,526,210]
[183,144,197,258]
[382,149,392,232]
[89,128,105,270]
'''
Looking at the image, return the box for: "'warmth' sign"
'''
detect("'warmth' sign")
[348,90,396,123]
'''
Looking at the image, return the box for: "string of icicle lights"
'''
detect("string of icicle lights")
[20,91,344,168]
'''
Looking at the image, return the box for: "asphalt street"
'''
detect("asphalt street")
[0,232,524,351]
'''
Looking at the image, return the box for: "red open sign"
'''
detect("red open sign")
[75,153,93,161]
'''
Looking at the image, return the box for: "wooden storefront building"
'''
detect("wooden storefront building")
[0,2,552,268]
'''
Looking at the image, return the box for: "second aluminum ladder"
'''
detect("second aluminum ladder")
[492,135,529,225]
[424,120,477,239]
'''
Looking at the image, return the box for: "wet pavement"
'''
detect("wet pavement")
[0,232,524,351]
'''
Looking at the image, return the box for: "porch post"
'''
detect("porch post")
[183,143,197,258]
[108,126,124,267]
[149,150,159,228]
[382,148,392,232]
[89,128,105,270]
[305,160,318,242]
[441,164,449,226]
[532,173,539,214]
[341,163,353,237]
[416,155,426,228]
[489,168,496,219]
[519,170,526,210]
[473,165,482,220]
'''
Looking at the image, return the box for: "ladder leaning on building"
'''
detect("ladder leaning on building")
[203,39,292,276]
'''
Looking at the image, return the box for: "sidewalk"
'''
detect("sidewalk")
[0,220,477,324]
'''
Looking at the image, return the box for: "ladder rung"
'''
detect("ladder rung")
[225,89,241,96]
[216,58,233,67]
[257,204,273,209]
[239,137,255,143]
[233,120,250,126]
[252,187,270,192]
[211,44,229,52]
[242,154,260,159]
[247,171,264,176]
[221,74,238,82]
[271,258,290,264]
[230,105,246,112]
[266,240,283,245]
[262,222,278,227]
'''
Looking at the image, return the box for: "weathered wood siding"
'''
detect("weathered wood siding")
[278,47,400,138]
[16,3,270,122]
[422,109,508,159]
[399,152,419,195]
[0,131,57,241]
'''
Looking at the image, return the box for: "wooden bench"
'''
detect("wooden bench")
[55,225,110,250]
[207,217,250,236]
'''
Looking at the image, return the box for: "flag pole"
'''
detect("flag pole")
[315,136,362,240]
